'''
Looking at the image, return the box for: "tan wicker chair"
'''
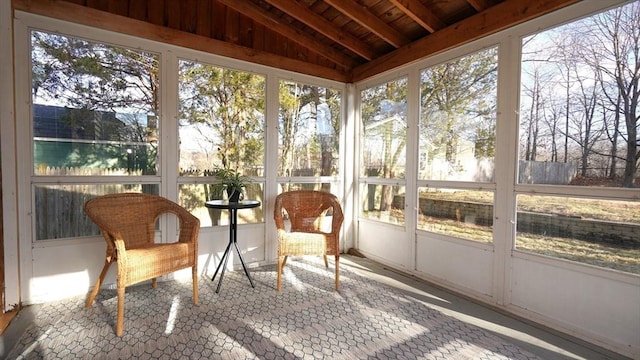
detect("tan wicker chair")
[84,193,200,336]
[274,190,344,291]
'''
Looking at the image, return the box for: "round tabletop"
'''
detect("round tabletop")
[205,199,261,210]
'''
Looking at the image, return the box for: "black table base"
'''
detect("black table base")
[206,200,260,293]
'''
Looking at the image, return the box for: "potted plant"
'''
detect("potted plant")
[212,167,251,202]
[204,175,226,225]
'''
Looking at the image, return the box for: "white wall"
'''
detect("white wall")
[1,0,21,312]
[510,254,640,356]
[358,221,410,270]
[415,234,493,298]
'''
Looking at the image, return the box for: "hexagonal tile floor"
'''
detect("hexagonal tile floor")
[7,258,548,359]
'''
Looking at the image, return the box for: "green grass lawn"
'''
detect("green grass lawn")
[364,190,639,274]
[418,211,640,274]
[417,214,639,275]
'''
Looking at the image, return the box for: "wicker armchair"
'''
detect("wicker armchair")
[84,193,200,336]
[274,190,344,291]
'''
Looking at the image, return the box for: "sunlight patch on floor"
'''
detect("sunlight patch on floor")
[164,296,181,334]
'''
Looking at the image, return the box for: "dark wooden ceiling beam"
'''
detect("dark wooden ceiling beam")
[465,0,492,12]
[324,0,410,48]
[13,0,587,84]
[351,0,581,82]
[216,0,356,69]
[262,0,376,61]
[13,0,349,82]
[389,0,446,33]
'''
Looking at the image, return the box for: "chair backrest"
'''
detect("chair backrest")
[84,193,198,250]
[274,190,344,234]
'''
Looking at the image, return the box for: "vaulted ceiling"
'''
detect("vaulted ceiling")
[14,0,580,82]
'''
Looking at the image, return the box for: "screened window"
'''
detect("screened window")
[178,60,265,177]
[360,184,406,225]
[519,3,638,187]
[359,78,407,226]
[415,48,497,242]
[34,184,159,240]
[360,79,407,179]
[278,80,341,178]
[32,31,159,176]
[277,80,342,197]
[516,195,639,274]
[417,188,493,244]
[419,47,497,182]
[177,60,266,225]
[517,2,640,274]
[30,30,160,240]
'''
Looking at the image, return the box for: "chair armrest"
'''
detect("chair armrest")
[165,205,200,245]
[274,196,286,230]
[113,238,128,264]
[330,204,344,237]
[178,216,200,244]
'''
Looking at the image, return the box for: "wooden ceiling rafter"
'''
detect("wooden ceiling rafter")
[12,0,584,83]
[323,0,410,48]
[388,0,446,33]
[465,0,492,12]
[262,0,377,61]
[216,0,356,70]
[351,0,582,81]
[12,0,350,81]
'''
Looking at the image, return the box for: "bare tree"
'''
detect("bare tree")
[585,3,640,186]
[566,74,604,176]
[542,99,563,162]
[522,67,543,161]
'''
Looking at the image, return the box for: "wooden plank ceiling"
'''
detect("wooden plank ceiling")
[14,0,580,82]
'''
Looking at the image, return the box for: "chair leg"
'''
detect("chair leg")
[335,255,340,291]
[281,255,288,268]
[192,265,199,305]
[116,286,125,336]
[323,255,328,268]
[86,261,111,308]
[277,256,284,291]
[151,278,157,288]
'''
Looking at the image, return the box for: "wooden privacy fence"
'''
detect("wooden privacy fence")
[519,160,577,185]
[36,165,143,176]
[34,167,145,240]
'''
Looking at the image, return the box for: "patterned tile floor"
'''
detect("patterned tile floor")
[0,256,630,360]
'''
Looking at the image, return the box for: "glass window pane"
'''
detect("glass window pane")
[31,31,159,176]
[179,183,264,227]
[417,188,493,243]
[360,78,407,179]
[516,195,640,274]
[419,48,497,182]
[178,60,265,177]
[519,2,639,187]
[278,81,341,177]
[360,184,405,225]
[278,182,340,195]
[34,184,159,240]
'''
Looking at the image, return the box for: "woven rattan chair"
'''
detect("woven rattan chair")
[274,190,344,291]
[84,193,200,336]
